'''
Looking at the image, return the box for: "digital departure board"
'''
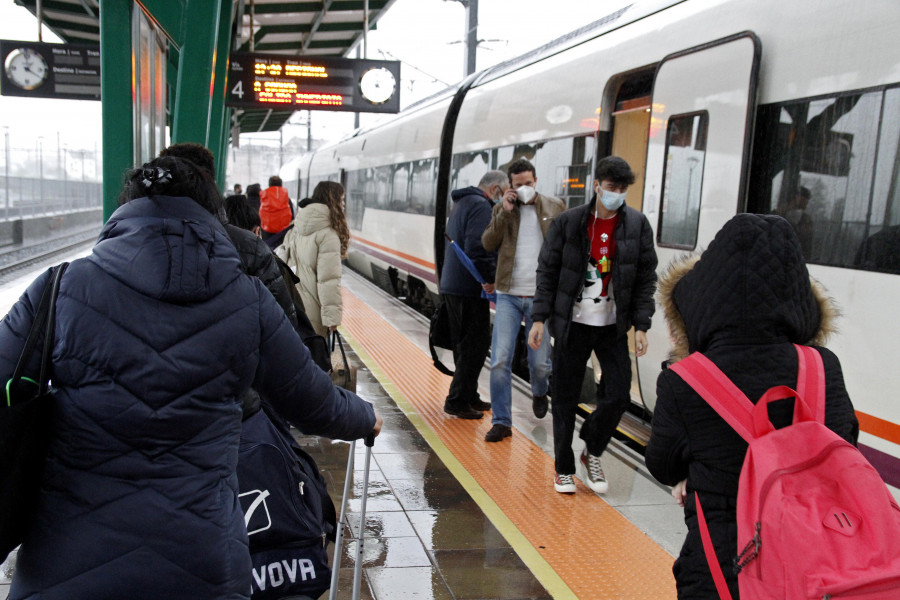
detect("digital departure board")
[0,39,100,101]
[226,53,400,114]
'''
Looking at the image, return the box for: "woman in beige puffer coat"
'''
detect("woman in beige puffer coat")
[279,181,350,337]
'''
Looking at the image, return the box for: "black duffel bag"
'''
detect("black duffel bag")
[238,402,336,599]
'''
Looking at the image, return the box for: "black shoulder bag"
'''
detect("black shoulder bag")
[0,262,68,561]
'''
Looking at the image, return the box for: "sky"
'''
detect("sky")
[0,0,629,151]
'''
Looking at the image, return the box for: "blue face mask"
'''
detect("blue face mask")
[598,188,626,211]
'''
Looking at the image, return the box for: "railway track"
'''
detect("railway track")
[0,231,96,285]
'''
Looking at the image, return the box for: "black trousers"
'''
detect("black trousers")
[443,294,491,410]
[551,323,632,474]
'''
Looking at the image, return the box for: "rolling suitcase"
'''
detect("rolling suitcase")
[328,433,375,600]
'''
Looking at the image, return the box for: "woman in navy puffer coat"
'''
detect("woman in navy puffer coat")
[0,155,379,600]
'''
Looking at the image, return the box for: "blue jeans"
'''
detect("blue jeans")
[489,293,551,427]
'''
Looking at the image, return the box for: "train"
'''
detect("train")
[279,0,900,493]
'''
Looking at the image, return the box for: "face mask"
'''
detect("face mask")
[597,187,626,211]
[516,185,536,205]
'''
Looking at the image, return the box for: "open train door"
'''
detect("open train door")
[639,32,760,412]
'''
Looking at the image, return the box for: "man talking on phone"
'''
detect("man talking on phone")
[480,159,565,443]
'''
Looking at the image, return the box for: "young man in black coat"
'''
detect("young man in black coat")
[440,170,507,420]
[530,156,658,494]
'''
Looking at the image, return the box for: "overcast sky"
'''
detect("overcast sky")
[0,0,628,150]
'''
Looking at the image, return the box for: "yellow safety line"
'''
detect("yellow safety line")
[340,327,577,599]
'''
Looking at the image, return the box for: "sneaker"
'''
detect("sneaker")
[470,398,492,412]
[443,404,483,420]
[532,394,549,419]
[554,473,576,494]
[580,448,608,494]
[484,424,512,442]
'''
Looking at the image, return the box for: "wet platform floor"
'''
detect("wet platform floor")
[303,272,682,599]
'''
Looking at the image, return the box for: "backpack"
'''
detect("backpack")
[670,344,900,600]
[238,403,336,599]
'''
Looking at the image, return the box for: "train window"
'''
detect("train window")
[344,169,366,230]
[391,165,410,212]
[748,89,889,269]
[658,112,708,248]
[410,159,436,215]
[862,87,900,273]
[452,152,490,191]
[556,164,589,207]
[373,166,392,210]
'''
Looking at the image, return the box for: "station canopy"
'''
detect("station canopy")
[13,0,396,133]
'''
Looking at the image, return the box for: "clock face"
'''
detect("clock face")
[4,47,49,91]
[359,67,396,105]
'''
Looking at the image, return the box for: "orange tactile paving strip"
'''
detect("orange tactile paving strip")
[342,289,677,599]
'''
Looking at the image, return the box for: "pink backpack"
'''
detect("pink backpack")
[670,345,900,599]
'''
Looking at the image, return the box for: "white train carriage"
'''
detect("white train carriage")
[281,0,900,493]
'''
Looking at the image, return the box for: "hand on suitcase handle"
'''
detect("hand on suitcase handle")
[370,411,383,443]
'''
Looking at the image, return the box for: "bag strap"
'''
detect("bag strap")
[7,263,68,406]
[331,330,351,373]
[429,341,454,376]
[669,353,756,443]
[695,491,735,600]
[793,344,825,423]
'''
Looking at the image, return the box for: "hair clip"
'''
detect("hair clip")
[141,166,173,191]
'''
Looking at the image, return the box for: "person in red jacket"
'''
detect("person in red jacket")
[259,175,293,240]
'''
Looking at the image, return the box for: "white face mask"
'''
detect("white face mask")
[516,185,536,205]
[597,187,626,211]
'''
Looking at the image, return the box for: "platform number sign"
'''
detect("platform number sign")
[227,53,400,114]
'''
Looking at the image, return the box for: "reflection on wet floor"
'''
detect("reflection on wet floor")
[295,346,552,599]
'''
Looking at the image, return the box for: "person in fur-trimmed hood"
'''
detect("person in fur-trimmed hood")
[646,213,858,599]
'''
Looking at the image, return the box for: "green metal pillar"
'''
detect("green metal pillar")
[171,0,223,150]
[99,0,134,222]
[208,0,234,189]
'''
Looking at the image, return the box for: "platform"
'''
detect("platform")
[0,257,686,599]
[312,271,684,599]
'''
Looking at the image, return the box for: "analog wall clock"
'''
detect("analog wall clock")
[359,67,396,105]
[4,47,49,91]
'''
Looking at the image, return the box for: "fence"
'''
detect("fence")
[0,138,103,222]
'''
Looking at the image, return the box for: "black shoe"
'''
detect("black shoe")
[444,404,484,420]
[484,424,512,442]
[470,398,492,412]
[532,394,549,419]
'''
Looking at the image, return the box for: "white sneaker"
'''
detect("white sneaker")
[554,473,576,494]
[580,449,608,494]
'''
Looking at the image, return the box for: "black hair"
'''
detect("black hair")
[159,142,217,179]
[246,183,261,198]
[594,156,635,186]
[224,194,260,231]
[268,175,282,187]
[507,158,536,181]
[118,155,223,216]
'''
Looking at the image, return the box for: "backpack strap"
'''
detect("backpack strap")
[793,344,825,424]
[695,491,735,600]
[669,353,756,443]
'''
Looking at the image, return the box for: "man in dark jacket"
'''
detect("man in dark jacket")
[530,156,657,494]
[441,170,506,420]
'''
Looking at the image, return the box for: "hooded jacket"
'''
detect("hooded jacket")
[0,195,375,600]
[225,223,298,330]
[440,186,496,297]
[645,213,857,599]
[531,195,657,343]
[481,192,565,293]
[259,185,292,234]
[279,201,343,336]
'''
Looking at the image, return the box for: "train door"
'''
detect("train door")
[639,32,761,411]
[602,75,654,415]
